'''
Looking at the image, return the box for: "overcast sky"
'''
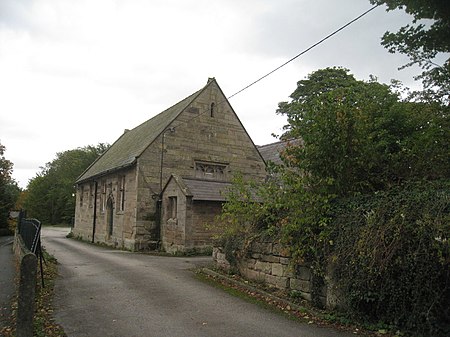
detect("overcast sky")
[0,0,430,188]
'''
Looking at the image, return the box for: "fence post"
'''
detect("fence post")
[16,252,37,337]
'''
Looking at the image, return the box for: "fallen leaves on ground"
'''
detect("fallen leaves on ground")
[198,270,400,337]
[0,251,66,337]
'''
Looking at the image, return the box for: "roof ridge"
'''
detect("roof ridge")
[257,140,285,148]
[258,138,302,148]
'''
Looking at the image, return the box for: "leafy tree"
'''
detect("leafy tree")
[222,68,448,268]
[400,101,450,179]
[279,68,396,195]
[370,0,450,103]
[277,67,449,197]
[0,142,20,231]
[24,143,109,224]
[219,68,449,333]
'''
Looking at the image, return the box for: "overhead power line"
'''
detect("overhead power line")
[227,4,381,100]
[172,4,381,129]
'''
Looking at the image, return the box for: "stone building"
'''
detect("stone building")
[73,78,266,252]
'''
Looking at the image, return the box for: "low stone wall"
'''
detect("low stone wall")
[13,232,37,337]
[213,239,333,308]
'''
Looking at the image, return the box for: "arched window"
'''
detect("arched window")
[210,102,215,117]
[118,175,125,212]
[195,161,227,180]
[106,196,114,236]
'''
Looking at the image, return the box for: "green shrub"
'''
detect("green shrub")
[331,180,449,336]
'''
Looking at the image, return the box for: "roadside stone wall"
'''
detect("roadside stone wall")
[213,238,334,308]
[14,232,37,337]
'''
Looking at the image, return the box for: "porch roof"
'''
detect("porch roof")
[184,178,232,202]
[164,175,232,202]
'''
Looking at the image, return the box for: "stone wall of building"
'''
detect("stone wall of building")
[190,200,222,249]
[138,80,266,252]
[160,177,187,253]
[135,136,164,248]
[73,167,138,250]
[213,238,338,309]
[161,180,224,253]
[169,82,266,181]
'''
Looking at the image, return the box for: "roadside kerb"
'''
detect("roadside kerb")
[201,268,316,315]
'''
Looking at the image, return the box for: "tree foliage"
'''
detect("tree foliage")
[220,68,449,335]
[370,0,450,103]
[23,144,109,224]
[218,173,273,266]
[0,142,20,231]
[277,67,449,196]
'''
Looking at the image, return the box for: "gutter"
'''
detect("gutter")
[76,160,137,185]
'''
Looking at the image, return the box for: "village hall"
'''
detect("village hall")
[73,78,272,253]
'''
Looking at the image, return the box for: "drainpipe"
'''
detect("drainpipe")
[157,127,175,248]
[159,127,175,194]
[159,132,166,195]
[91,181,98,243]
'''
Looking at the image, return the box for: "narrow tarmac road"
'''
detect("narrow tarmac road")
[42,227,353,337]
[0,235,15,330]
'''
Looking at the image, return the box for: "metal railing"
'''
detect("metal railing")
[17,216,41,254]
[16,211,44,287]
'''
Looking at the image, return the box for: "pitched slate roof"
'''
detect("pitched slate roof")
[163,175,232,202]
[76,85,208,183]
[257,141,287,165]
[257,139,303,165]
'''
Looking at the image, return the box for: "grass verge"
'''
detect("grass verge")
[196,268,403,336]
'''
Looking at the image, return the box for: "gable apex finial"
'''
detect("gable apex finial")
[207,77,215,84]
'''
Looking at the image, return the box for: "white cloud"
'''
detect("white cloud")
[0,0,436,188]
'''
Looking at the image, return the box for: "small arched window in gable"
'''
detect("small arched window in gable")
[210,102,215,117]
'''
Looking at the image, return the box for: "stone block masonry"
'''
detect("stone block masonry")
[13,232,37,337]
[213,238,334,309]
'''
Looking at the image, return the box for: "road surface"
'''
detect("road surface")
[42,227,353,337]
[0,235,15,330]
